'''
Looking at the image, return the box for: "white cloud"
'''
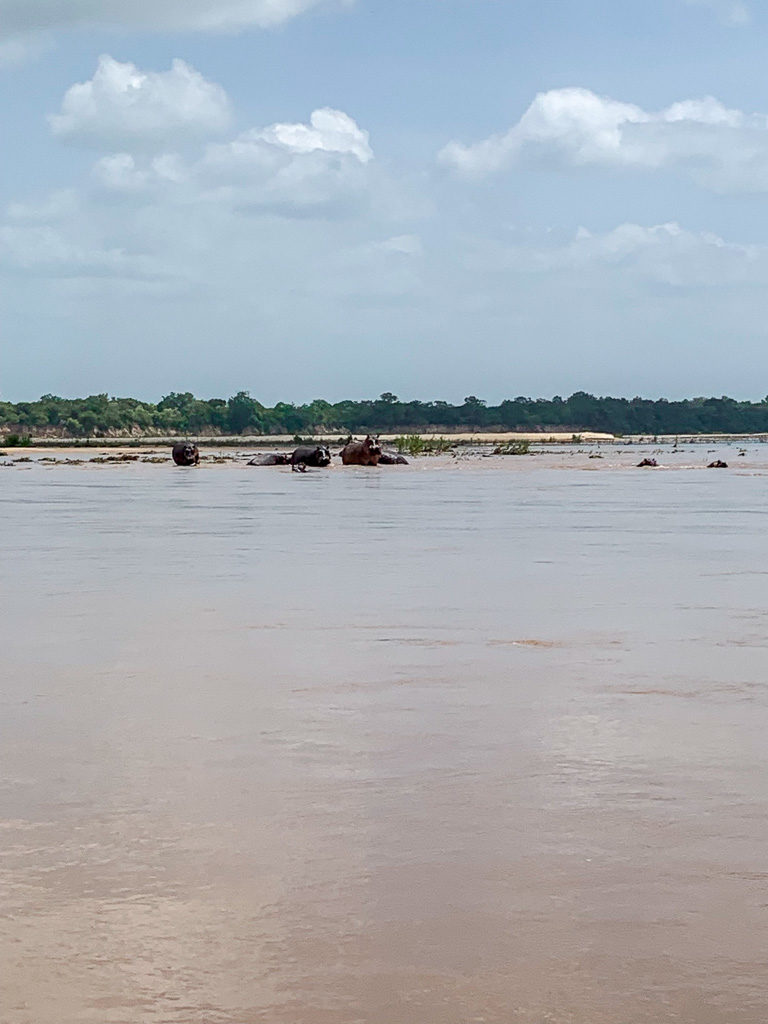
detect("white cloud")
[440,87,768,192]
[461,222,764,291]
[252,108,373,163]
[201,147,372,217]
[441,89,651,175]
[535,222,760,286]
[49,56,232,151]
[46,55,377,219]
[0,223,162,278]
[198,109,373,215]
[682,0,750,26]
[0,0,344,38]
[92,153,189,191]
[6,190,80,222]
[88,107,376,218]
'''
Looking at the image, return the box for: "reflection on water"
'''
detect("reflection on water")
[2,448,768,1023]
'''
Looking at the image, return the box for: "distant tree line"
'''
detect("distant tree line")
[3,390,768,438]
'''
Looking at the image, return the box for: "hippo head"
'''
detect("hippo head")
[172,441,200,466]
[364,435,382,458]
[315,445,331,467]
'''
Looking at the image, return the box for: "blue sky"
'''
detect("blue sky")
[2,0,768,403]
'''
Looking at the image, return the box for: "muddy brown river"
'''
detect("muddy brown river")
[1,446,767,1023]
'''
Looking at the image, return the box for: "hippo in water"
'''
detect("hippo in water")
[378,452,409,465]
[637,458,658,467]
[248,453,290,466]
[707,459,728,468]
[290,445,331,472]
[340,435,382,466]
[172,442,199,466]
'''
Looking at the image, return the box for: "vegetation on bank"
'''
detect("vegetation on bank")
[494,439,532,455]
[4,391,768,440]
[394,435,453,456]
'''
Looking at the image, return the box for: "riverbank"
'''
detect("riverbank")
[9,430,768,450]
[4,431,614,449]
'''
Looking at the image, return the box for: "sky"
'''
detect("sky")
[2,0,768,403]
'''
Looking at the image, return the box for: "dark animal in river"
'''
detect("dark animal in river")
[637,458,658,467]
[172,442,199,466]
[248,453,290,466]
[707,460,728,468]
[290,445,331,472]
[340,435,382,466]
[378,452,409,465]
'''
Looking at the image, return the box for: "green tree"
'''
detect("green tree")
[227,391,263,434]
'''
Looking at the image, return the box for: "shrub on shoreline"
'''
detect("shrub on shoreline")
[394,435,453,456]
[493,439,532,455]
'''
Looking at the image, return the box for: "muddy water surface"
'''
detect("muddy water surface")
[2,448,768,1023]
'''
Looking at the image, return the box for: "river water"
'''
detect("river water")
[1,445,768,1024]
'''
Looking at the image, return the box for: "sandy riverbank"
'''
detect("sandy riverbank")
[5,430,616,450]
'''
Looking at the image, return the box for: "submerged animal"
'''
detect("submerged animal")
[378,452,409,465]
[637,458,658,468]
[290,445,331,472]
[707,459,728,468]
[248,453,290,466]
[340,435,382,466]
[172,442,199,466]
